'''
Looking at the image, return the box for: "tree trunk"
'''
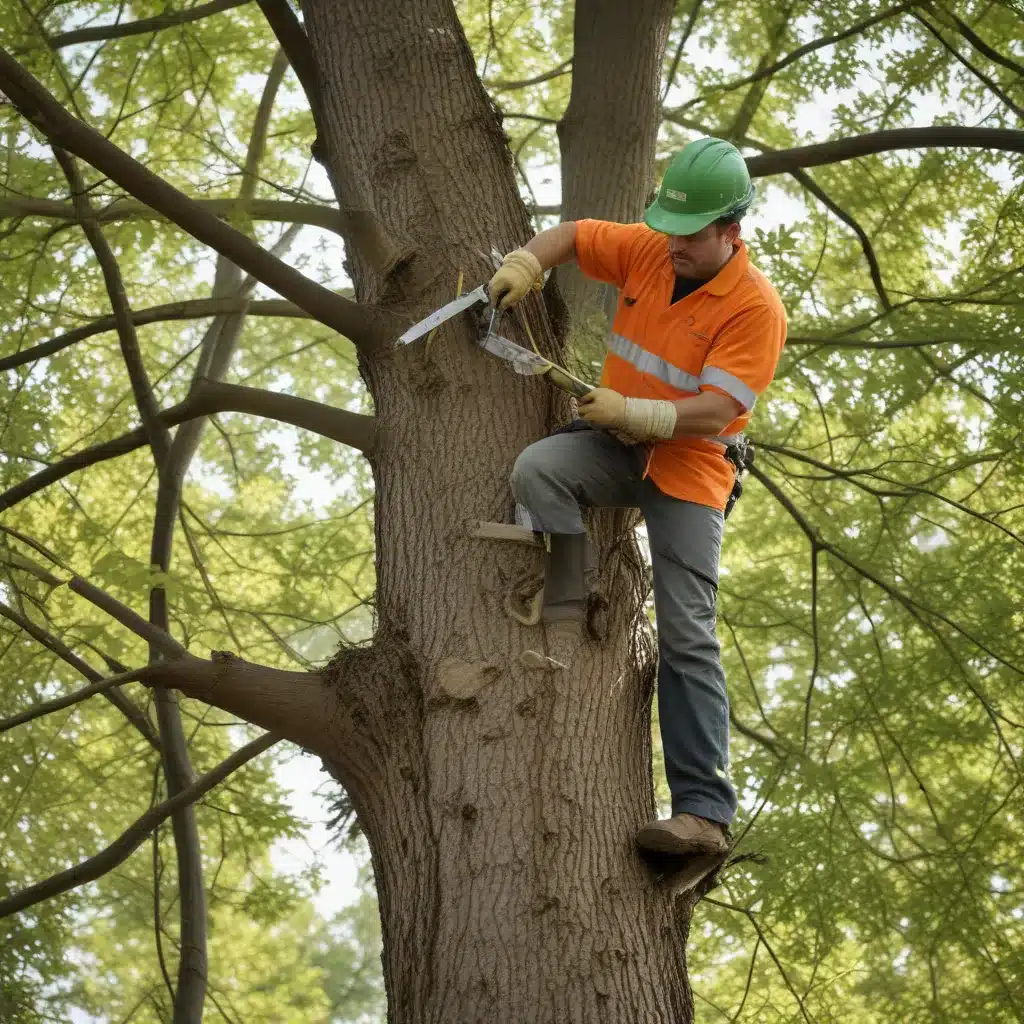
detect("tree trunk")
[301,0,697,1019]
[557,0,675,348]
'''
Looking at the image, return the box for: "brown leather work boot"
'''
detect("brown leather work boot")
[634,813,728,857]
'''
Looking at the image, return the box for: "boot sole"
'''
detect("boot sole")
[634,826,727,858]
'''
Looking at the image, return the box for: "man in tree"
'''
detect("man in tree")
[491,137,787,857]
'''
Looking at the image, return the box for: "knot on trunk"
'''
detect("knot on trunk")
[431,657,499,705]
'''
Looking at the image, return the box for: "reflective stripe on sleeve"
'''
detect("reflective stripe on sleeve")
[608,333,701,393]
[699,366,758,410]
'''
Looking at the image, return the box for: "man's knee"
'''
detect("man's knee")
[510,439,560,503]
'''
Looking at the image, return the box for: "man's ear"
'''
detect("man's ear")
[726,222,742,244]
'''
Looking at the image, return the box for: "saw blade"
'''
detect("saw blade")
[480,332,552,373]
[396,284,488,346]
[480,333,594,398]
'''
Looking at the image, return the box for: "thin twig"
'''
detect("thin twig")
[0,665,147,733]
[661,0,706,102]
[704,897,816,1024]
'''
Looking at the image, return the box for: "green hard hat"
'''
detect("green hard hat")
[644,137,755,236]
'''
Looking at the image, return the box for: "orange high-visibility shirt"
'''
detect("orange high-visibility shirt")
[574,219,787,511]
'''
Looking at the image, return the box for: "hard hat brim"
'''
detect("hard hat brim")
[643,199,721,237]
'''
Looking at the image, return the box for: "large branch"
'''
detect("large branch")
[742,127,1024,177]
[147,61,292,1021]
[0,730,279,920]
[47,0,251,48]
[0,600,160,749]
[0,297,308,373]
[0,196,345,235]
[0,48,396,348]
[534,124,1024,215]
[0,379,376,512]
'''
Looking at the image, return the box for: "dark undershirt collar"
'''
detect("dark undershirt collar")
[671,275,710,305]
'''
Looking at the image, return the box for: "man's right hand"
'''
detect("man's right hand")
[487,249,544,309]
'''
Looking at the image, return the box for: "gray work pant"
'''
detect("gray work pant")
[510,424,737,826]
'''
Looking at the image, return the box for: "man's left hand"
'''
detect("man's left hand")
[579,388,627,430]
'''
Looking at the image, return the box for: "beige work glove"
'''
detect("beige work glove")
[487,249,543,310]
[579,388,677,442]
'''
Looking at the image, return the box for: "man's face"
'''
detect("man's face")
[667,221,739,279]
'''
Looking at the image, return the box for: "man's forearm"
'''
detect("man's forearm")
[670,392,743,439]
[522,222,577,271]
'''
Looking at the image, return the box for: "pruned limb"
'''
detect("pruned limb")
[47,0,251,48]
[0,48,395,347]
[0,600,159,749]
[0,379,376,512]
[0,731,279,920]
[147,652,331,752]
[0,665,147,734]
[54,148,171,465]
[0,298,309,373]
[0,196,345,235]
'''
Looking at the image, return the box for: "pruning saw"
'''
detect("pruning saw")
[396,282,593,400]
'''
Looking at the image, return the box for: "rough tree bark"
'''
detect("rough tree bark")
[557,0,676,334]
[292,1,697,1020]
